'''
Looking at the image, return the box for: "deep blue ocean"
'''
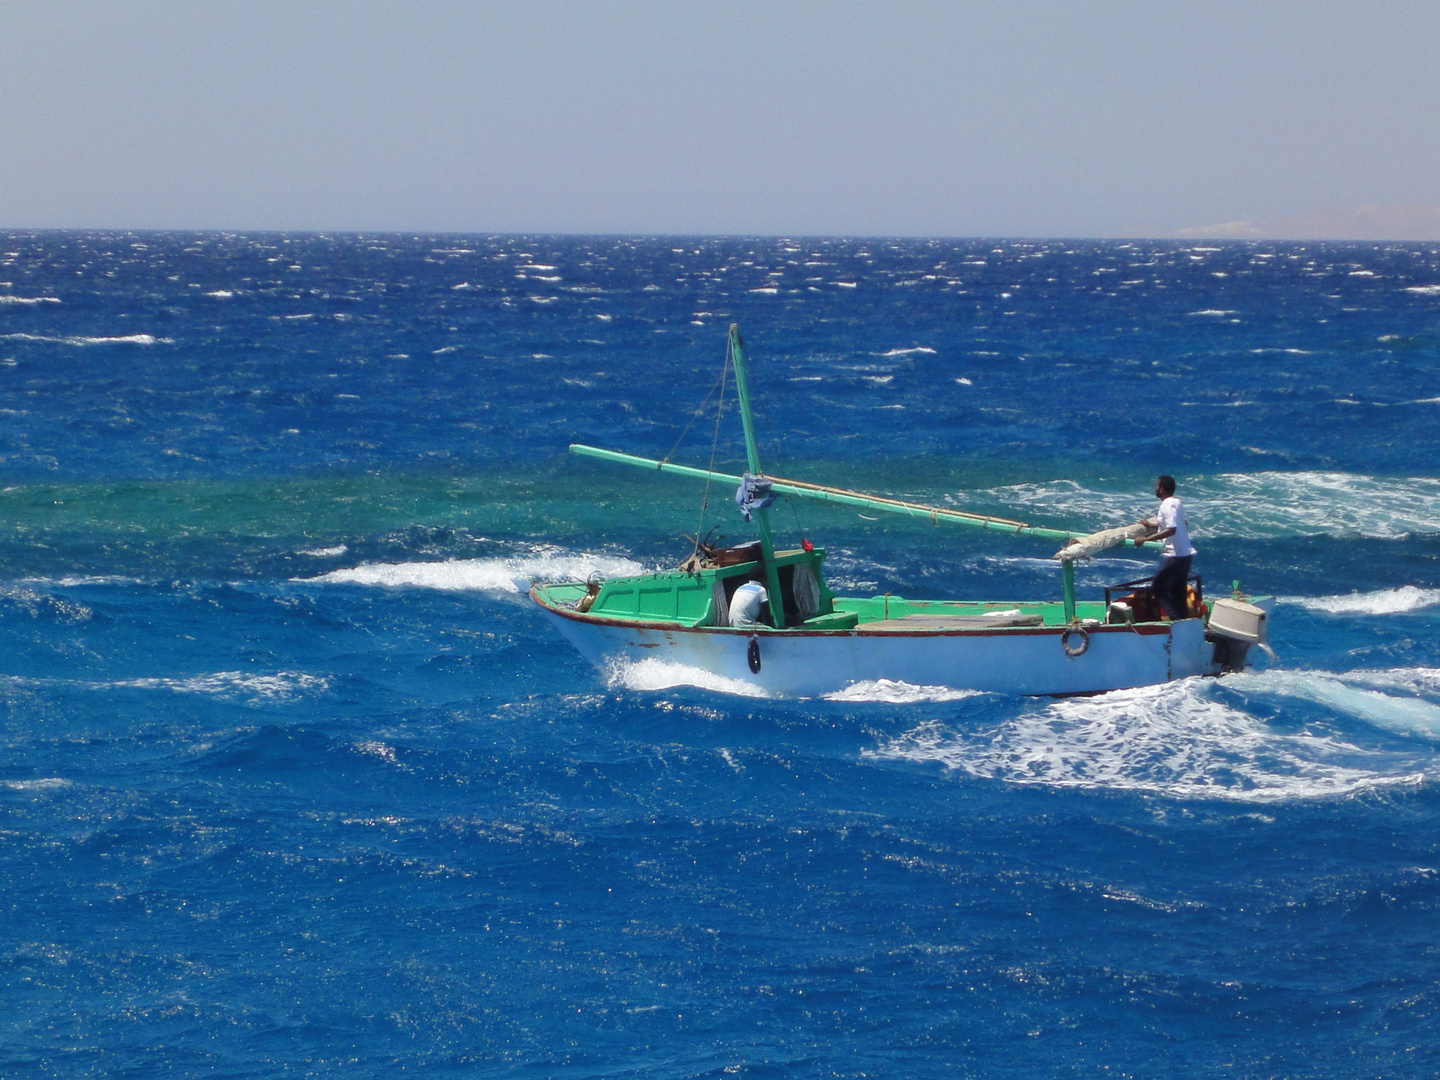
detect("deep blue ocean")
[3,231,1440,1077]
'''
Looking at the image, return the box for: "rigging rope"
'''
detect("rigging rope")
[688,346,732,558]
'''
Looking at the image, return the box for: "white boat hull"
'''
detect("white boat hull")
[539,604,1220,698]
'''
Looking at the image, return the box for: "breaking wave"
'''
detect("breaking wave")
[0,332,169,346]
[1290,586,1440,616]
[300,550,647,594]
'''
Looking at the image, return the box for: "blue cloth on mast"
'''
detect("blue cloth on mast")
[735,473,775,522]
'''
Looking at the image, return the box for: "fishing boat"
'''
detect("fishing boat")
[530,325,1272,697]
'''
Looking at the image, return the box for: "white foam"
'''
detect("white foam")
[0,670,326,703]
[975,472,1440,541]
[864,678,1427,801]
[298,544,349,558]
[1291,586,1440,616]
[0,332,167,346]
[1230,669,1440,741]
[877,347,937,357]
[353,740,398,764]
[824,679,986,704]
[1404,285,1440,295]
[1189,309,1237,316]
[606,657,769,697]
[20,574,141,588]
[300,551,646,595]
[0,295,59,305]
[1344,666,1440,697]
[2,778,71,791]
[107,671,330,701]
[205,290,234,298]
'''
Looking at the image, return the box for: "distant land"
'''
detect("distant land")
[1174,203,1440,241]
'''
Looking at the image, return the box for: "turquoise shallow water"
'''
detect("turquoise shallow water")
[2,232,1440,1077]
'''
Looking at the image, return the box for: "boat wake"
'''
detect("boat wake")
[865,669,1440,801]
[824,679,988,704]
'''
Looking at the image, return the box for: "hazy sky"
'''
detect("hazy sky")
[2,1,1437,237]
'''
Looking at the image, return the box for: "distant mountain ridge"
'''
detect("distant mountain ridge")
[1176,203,1440,241]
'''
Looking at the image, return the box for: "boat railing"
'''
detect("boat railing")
[1104,574,1204,622]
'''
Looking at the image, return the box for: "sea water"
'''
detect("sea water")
[1,231,1439,1077]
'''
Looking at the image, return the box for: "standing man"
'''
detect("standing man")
[1134,475,1196,619]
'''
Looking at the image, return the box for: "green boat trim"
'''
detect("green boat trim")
[531,548,1156,635]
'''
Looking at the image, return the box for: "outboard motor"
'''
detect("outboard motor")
[1206,597,1271,673]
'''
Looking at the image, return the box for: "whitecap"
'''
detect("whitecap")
[0,332,167,346]
[103,671,329,702]
[298,544,349,558]
[20,574,141,588]
[299,550,646,595]
[1403,285,1440,295]
[0,295,60,305]
[877,347,938,357]
[1290,586,1440,616]
[974,472,1440,541]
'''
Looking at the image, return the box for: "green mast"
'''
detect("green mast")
[727,324,789,628]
